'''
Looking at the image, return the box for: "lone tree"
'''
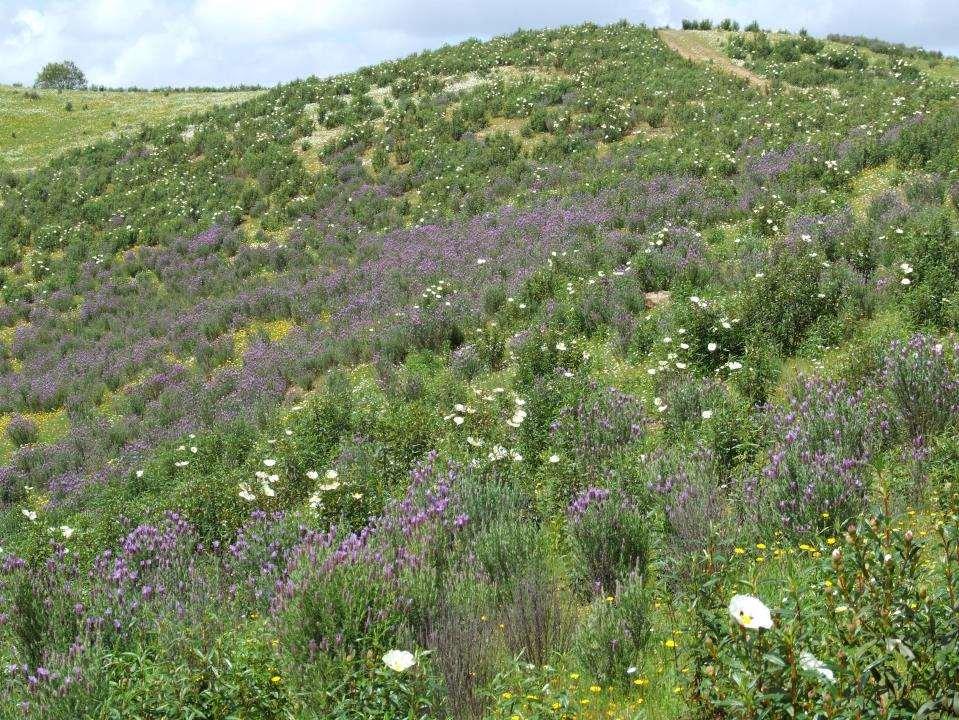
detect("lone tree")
[34,61,86,90]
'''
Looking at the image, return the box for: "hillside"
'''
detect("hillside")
[1,21,959,718]
[0,86,263,173]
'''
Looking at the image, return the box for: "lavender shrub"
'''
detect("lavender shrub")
[883,334,959,441]
[567,486,649,596]
[755,377,891,535]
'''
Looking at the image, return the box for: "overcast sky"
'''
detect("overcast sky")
[1,0,957,88]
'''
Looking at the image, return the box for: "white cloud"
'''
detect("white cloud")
[0,0,955,88]
[190,0,349,41]
[13,8,49,38]
[84,0,158,35]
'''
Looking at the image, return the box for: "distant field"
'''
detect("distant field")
[0,86,263,172]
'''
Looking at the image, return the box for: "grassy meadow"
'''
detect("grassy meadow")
[0,86,263,173]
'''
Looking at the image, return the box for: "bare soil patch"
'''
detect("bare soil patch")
[658,29,770,92]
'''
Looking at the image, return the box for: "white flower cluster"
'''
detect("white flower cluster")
[899,260,913,286]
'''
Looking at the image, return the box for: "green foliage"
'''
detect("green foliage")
[898,209,959,327]
[1,19,959,720]
[34,61,86,91]
[740,250,835,355]
[568,489,650,597]
[686,492,959,718]
[276,556,402,662]
[574,572,651,684]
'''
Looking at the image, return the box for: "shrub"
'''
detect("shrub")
[425,591,498,720]
[573,571,650,684]
[472,519,543,601]
[659,376,754,468]
[274,553,401,662]
[883,334,959,440]
[904,173,946,206]
[729,342,782,407]
[647,446,729,558]
[296,647,436,719]
[898,209,959,327]
[6,414,38,447]
[754,378,890,535]
[4,547,81,669]
[503,565,574,666]
[739,248,835,355]
[567,487,649,596]
[686,494,959,717]
[550,384,645,483]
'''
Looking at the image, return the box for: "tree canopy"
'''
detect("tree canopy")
[34,60,87,90]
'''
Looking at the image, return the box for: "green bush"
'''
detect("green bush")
[568,488,650,597]
[6,414,38,447]
[739,249,834,355]
[573,571,651,684]
[686,493,959,718]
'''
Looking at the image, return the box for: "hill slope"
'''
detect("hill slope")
[1,22,959,718]
[0,85,262,172]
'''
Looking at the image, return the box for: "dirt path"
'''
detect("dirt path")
[658,29,770,92]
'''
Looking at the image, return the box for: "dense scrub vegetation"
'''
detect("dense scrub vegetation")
[0,20,958,718]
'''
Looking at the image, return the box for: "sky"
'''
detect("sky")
[1,0,957,89]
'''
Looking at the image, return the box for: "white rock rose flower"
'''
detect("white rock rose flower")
[799,651,835,683]
[382,649,416,672]
[728,594,773,629]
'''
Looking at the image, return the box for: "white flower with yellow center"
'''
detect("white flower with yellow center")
[728,594,773,629]
[382,649,416,672]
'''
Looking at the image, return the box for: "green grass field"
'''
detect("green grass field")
[0,85,263,173]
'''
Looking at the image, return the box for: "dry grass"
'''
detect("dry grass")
[293,126,345,173]
[658,30,770,92]
[475,117,527,140]
[444,65,569,95]
[850,160,898,218]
